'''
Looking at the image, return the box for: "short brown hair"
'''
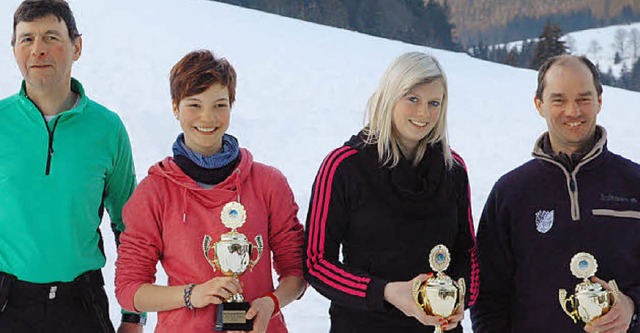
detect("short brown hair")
[535,54,603,101]
[169,50,237,107]
[12,0,81,46]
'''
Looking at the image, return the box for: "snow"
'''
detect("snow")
[563,22,640,77]
[1,0,640,331]
[498,22,640,77]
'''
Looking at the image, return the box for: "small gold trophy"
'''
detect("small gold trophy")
[203,201,264,331]
[412,244,465,333]
[559,252,619,326]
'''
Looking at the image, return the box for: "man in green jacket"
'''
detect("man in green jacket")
[0,1,144,332]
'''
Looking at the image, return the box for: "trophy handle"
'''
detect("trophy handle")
[411,277,423,308]
[202,235,218,272]
[456,278,466,310]
[559,289,578,323]
[608,279,620,307]
[249,235,264,270]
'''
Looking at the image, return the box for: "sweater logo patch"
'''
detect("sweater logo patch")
[535,210,554,233]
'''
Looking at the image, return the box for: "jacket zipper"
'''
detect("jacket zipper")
[533,147,602,222]
[535,156,581,221]
[41,114,61,176]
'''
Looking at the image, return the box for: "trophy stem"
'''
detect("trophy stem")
[434,325,444,333]
[229,293,244,303]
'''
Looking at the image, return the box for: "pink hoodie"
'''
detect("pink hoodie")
[116,149,303,332]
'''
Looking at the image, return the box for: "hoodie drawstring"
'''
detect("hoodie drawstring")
[182,187,188,223]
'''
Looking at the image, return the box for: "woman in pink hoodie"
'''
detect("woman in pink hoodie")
[115,50,306,333]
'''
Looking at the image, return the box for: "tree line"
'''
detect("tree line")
[469,21,640,92]
[212,0,460,50]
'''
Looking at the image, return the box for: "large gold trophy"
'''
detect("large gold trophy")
[412,244,465,333]
[203,201,264,331]
[559,252,619,326]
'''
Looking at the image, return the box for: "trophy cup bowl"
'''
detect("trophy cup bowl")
[559,252,618,325]
[203,201,264,331]
[412,245,465,333]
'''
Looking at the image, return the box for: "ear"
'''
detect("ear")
[172,103,180,120]
[596,95,602,114]
[534,96,545,118]
[72,36,82,61]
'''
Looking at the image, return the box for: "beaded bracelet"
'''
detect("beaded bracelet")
[183,283,196,310]
[264,292,280,318]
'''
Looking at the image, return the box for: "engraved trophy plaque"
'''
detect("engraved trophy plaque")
[559,252,619,326]
[203,201,264,331]
[412,244,465,333]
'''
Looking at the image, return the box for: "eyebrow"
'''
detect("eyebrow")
[548,91,593,100]
[182,97,229,102]
[17,30,64,38]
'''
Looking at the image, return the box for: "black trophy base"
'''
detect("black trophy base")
[215,301,253,331]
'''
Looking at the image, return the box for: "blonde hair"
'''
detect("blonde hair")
[364,52,453,168]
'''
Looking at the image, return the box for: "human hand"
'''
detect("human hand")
[116,322,143,333]
[245,296,276,333]
[384,274,446,327]
[224,296,276,333]
[442,303,465,331]
[190,277,243,308]
[584,277,635,333]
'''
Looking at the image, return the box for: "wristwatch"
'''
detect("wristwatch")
[122,313,147,325]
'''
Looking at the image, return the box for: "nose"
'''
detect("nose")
[201,108,217,123]
[565,101,581,117]
[416,103,429,117]
[31,39,47,56]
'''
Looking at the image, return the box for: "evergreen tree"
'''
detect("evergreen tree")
[619,62,632,89]
[530,20,566,70]
[629,58,640,92]
[518,39,536,68]
[504,49,519,67]
[614,52,622,65]
[422,0,459,50]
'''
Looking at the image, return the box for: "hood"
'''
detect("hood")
[148,148,254,222]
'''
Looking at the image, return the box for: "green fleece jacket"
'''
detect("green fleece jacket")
[0,78,136,283]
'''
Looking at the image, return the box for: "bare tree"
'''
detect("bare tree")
[588,39,602,56]
[613,28,628,59]
[628,28,640,59]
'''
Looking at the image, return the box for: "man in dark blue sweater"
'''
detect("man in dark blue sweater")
[471,54,640,333]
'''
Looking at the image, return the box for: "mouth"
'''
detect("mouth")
[30,65,52,69]
[195,126,218,134]
[566,121,584,127]
[409,119,428,127]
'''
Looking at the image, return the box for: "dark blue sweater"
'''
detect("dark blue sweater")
[471,127,640,332]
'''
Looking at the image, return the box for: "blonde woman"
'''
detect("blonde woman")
[304,52,479,332]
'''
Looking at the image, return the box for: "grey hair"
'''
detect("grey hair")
[363,52,452,168]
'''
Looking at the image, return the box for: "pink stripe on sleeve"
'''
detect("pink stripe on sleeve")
[306,147,371,297]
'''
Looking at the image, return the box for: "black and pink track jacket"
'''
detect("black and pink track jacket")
[304,132,478,332]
